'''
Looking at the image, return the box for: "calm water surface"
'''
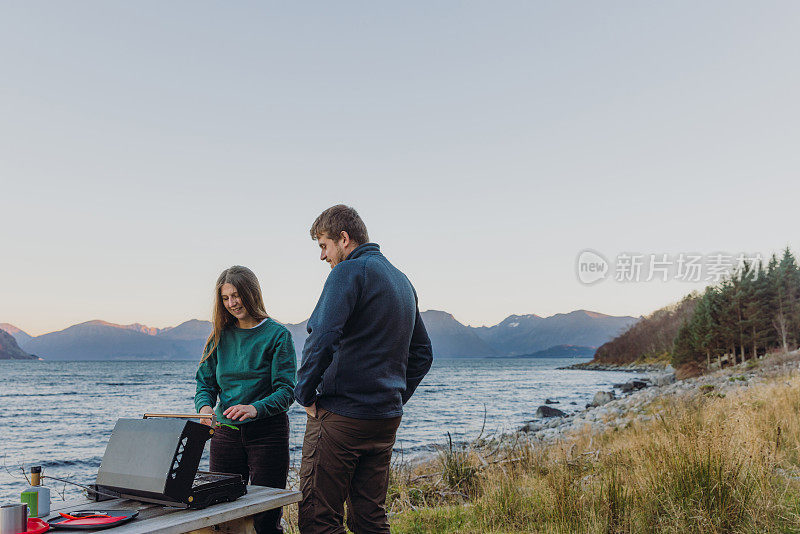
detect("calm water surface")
[0,358,635,502]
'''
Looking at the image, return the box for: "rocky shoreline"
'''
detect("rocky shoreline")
[402,351,800,467]
[560,360,673,372]
[504,350,800,447]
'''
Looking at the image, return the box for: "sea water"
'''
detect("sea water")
[0,358,634,502]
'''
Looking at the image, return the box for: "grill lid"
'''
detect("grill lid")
[96,418,214,504]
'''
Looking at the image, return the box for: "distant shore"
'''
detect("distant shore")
[560,359,672,372]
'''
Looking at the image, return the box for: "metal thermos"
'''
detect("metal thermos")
[0,503,27,534]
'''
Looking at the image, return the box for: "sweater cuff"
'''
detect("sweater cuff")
[293,388,317,408]
[251,400,269,419]
[195,394,214,413]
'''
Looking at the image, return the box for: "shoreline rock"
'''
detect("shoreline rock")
[590,390,615,407]
[535,405,567,418]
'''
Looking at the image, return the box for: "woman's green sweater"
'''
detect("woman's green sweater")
[195,318,297,426]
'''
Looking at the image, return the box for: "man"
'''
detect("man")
[295,204,433,534]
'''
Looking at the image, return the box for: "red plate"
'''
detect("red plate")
[45,509,138,530]
[17,517,49,534]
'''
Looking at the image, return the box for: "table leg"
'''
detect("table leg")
[187,516,256,534]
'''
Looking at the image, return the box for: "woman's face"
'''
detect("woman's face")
[220,283,251,322]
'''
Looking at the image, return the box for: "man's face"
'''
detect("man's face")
[318,234,347,268]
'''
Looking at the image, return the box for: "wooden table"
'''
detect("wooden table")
[49,486,301,534]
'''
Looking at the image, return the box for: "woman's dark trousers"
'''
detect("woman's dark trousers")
[210,412,290,534]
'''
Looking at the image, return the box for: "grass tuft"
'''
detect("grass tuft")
[438,432,480,497]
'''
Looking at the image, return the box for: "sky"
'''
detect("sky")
[1,2,799,336]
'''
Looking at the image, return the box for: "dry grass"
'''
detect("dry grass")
[387,355,800,533]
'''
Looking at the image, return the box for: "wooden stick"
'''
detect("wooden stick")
[143,413,214,419]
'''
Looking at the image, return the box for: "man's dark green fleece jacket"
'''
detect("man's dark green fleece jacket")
[294,242,433,419]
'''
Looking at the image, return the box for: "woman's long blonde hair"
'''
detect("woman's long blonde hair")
[201,265,269,363]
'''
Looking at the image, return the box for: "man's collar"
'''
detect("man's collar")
[344,242,380,262]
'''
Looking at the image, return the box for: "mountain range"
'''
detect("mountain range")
[0,328,37,360]
[0,310,637,361]
[473,310,638,356]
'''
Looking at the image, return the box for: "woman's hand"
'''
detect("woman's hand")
[223,404,258,422]
[198,405,215,427]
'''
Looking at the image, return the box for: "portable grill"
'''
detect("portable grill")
[91,414,246,509]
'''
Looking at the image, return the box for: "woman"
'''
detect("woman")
[195,266,296,534]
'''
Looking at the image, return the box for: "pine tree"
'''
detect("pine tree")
[690,290,716,367]
[779,247,800,345]
[769,250,800,353]
[745,259,772,357]
[672,320,698,367]
[715,279,740,364]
